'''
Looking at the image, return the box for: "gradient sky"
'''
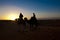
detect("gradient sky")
[0,0,60,20]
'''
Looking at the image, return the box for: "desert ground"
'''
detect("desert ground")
[0,20,60,40]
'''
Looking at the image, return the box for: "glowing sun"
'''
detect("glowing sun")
[9,15,16,20]
[7,14,18,20]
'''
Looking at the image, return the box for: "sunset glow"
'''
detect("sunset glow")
[0,0,60,20]
[7,14,17,20]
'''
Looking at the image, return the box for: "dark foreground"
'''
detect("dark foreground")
[0,20,60,40]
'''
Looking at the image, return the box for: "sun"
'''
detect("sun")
[9,16,16,20]
[7,14,18,20]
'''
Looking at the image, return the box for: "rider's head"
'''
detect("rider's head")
[33,13,35,17]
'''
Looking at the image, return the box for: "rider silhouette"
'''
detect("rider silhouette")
[30,13,37,24]
[19,13,23,19]
[18,13,24,24]
[29,13,38,31]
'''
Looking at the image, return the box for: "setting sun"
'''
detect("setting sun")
[7,14,18,20]
[9,15,16,20]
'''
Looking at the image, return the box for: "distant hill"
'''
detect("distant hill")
[0,19,60,26]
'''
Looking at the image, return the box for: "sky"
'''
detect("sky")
[0,0,60,20]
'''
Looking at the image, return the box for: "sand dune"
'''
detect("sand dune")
[0,20,60,40]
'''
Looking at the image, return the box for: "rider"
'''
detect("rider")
[30,13,38,30]
[18,13,24,24]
